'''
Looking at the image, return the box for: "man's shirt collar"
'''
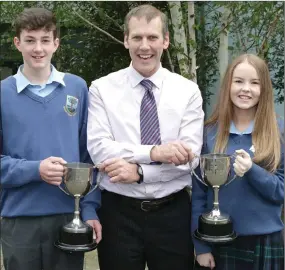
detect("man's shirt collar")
[128,62,164,90]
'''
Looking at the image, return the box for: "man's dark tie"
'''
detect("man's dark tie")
[140,79,161,145]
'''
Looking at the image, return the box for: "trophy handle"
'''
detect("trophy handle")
[58,183,71,196]
[89,171,103,193]
[84,163,103,195]
[225,152,239,186]
[189,155,207,186]
[225,175,237,186]
[53,161,71,196]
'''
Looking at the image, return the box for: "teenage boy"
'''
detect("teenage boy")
[0,8,101,270]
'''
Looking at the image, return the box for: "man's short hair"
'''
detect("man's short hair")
[124,4,168,37]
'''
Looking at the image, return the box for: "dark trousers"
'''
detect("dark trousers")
[97,188,195,270]
[1,214,84,270]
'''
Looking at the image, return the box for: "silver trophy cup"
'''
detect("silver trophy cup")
[191,153,237,243]
[54,162,102,252]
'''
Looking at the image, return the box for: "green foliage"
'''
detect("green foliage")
[222,1,284,103]
[0,1,283,104]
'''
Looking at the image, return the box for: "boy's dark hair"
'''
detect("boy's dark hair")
[14,8,57,39]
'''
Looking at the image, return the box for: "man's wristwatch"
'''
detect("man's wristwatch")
[136,164,144,184]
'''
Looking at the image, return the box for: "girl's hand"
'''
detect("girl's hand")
[233,149,253,177]
[196,253,216,269]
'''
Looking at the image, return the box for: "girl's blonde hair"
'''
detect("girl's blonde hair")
[206,54,281,172]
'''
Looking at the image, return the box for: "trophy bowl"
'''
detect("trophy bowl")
[192,153,237,243]
[54,162,100,252]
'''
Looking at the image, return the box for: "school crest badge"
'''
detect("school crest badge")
[64,95,78,116]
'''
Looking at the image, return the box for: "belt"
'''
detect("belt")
[102,188,187,212]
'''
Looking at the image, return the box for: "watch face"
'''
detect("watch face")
[138,166,143,175]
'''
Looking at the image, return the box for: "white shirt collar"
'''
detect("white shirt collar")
[13,64,66,93]
[230,121,254,134]
[128,62,165,90]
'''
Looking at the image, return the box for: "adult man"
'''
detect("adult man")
[0,8,101,270]
[87,4,204,270]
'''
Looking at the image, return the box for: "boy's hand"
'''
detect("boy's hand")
[86,219,102,244]
[39,156,67,185]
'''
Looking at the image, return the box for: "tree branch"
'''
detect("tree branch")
[166,49,175,72]
[188,1,197,82]
[258,8,282,56]
[210,13,234,43]
[235,26,247,52]
[72,10,124,45]
[93,6,124,31]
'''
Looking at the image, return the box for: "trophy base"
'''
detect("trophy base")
[194,215,237,243]
[194,230,237,244]
[55,240,97,252]
[55,222,97,252]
